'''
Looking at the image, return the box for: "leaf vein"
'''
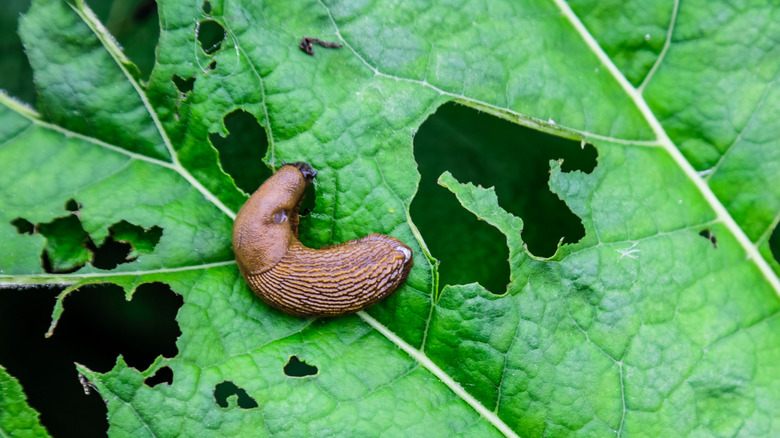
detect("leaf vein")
[551,0,780,296]
[637,0,680,92]
[69,0,237,220]
[316,0,657,147]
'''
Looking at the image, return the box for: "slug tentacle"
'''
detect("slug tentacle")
[232,162,413,317]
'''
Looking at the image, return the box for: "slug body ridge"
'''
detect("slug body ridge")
[233,162,413,317]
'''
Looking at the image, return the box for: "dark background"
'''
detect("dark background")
[2,1,778,436]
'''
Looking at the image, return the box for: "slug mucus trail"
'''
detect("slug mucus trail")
[233,162,414,317]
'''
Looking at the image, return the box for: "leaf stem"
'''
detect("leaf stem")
[0,260,237,286]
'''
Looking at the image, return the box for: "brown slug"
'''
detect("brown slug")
[232,162,414,317]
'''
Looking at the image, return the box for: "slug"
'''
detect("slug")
[233,162,414,317]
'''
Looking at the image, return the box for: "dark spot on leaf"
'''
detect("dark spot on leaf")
[283,356,318,377]
[64,198,81,212]
[133,0,157,21]
[413,102,594,293]
[771,224,780,264]
[214,381,259,409]
[89,236,134,270]
[172,74,195,94]
[144,366,173,387]
[209,110,271,194]
[699,229,717,249]
[202,0,212,15]
[10,217,34,234]
[197,20,225,55]
[16,201,163,273]
[299,37,343,56]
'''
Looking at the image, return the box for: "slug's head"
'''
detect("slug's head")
[233,162,317,275]
[284,161,317,181]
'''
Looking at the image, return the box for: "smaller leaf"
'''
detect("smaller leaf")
[438,170,525,268]
[0,364,50,438]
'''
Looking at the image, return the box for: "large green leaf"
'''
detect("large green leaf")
[1,0,779,436]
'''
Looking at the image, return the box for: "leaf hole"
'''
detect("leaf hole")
[172,74,195,95]
[202,0,212,15]
[214,381,259,409]
[16,202,163,273]
[698,229,718,249]
[133,0,157,22]
[0,0,35,104]
[283,355,318,377]
[109,220,164,255]
[562,141,597,173]
[54,282,182,372]
[208,60,217,71]
[64,198,81,212]
[101,0,159,80]
[209,109,271,194]
[10,217,34,234]
[144,366,173,387]
[771,223,780,264]
[413,102,594,293]
[196,20,225,55]
[0,285,109,436]
[90,221,163,269]
[299,182,316,217]
[89,237,134,270]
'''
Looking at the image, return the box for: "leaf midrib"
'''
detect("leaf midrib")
[357,311,521,438]
[550,0,780,296]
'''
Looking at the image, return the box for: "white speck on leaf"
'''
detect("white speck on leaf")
[616,242,640,260]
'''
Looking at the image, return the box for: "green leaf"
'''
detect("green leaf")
[2,0,780,436]
[0,365,50,438]
[571,0,780,274]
